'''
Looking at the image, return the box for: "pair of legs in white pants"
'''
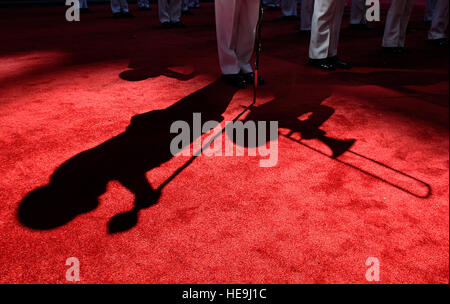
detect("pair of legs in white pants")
[428,0,449,40]
[382,0,415,48]
[158,0,182,23]
[309,0,346,59]
[350,0,367,25]
[138,0,150,8]
[300,0,314,31]
[215,0,260,75]
[111,0,129,13]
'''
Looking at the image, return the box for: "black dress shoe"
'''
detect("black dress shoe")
[138,6,152,11]
[181,10,194,16]
[122,12,134,18]
[328,56,352,69]
[161,21,172,29]
[112,12,122,19]
[171,21,187,28]
[428,38,449,47]
[382,47,408,54]
[241,72,265,86]
[221,74,248,89]
[308,58,335,71]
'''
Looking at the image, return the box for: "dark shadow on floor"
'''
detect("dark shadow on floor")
[18,79,238,233]
[228,80,356,158]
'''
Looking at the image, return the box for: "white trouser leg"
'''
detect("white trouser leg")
[80,0,88,9]
[300,0,314,30]
[425,0,437,22]
[382,0,415,48]
[428,0,449,40]
[159,0,170,22]
[309,0,345,59]
[215,0,260,75]
[236,0,261,73]
[111,0,121,13]
[350,0,366,24]
[281,0,298,16]
[121,0,129,12]
[170,0,182,22]
[328,0,345,57]
[111,0,129,13]
[182,0,188,11]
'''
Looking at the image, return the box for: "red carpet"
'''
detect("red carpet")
[0,1,448,283]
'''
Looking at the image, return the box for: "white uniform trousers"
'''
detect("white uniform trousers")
[215,0,260,75]
[382,0,415,48]
[309,0,346,59]
[350,0,367,24]
[158,0,182,23]
[425,0,437,22]
[428,0,449,40]
[300,0,314,30]
[111,0,129,13]
[80,0,88,9]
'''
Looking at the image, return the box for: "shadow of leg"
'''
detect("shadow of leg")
[108,174,161,234]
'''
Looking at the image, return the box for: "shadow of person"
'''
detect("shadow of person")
[119,41,201,82]
[229,82,356,159]
[18,79,239,234]
[120,65,196,82]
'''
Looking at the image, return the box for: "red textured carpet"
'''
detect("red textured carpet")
[0,1,448,283]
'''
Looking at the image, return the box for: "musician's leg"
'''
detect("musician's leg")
[382,0,408,48]
[309,0,335,59]
[328,0,345,58]
[300,0,314,31]
[398,0,415,48]
[215,0,241,75]
[236,0,260,74]
[158,0,170,23]
[169,0,182,22]
[428,0,449,41]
